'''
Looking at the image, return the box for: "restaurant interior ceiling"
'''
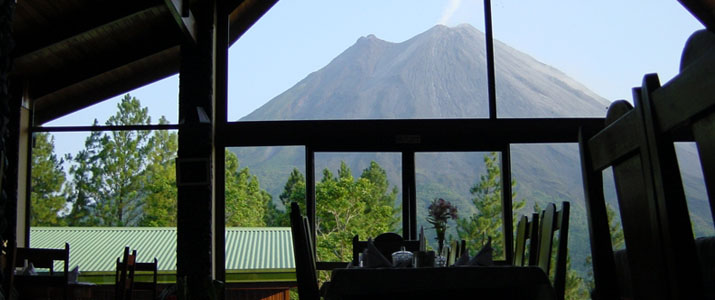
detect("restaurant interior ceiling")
[11,0,276,125]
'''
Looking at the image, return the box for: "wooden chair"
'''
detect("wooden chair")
[133,258,158,300]
[535,202,569,300]
[13,242,70,300]
[290,202,320,300]
[579,95,704,299]
[447,239,459,265]
[352,233,420,265]
[514,215,528,266]
[640,67,715,298]
[514,212,541,267]
[115,247,137,300]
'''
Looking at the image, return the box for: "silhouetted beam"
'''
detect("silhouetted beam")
[165,0,197,43]
[17,7,181,103]
[32,46,181,125]
[220,118,606,150]
[12,1,160,58]
[14,5,176,79]
[679,0,715,29]
[229,0,278,44]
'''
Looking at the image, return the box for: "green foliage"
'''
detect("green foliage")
[606,203,625,250]
[456,152,524,258]
[30,133,67,226]
[564,256,589,300]
[225,150,272,227]
[315,161,398,263]
[265,168,306,227]
[267,161,400,266]
[140,117,178,226]
[359,161,399,228]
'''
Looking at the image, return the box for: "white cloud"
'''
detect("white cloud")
[438,0,463,25]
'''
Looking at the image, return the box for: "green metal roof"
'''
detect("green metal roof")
[29,227,295,273]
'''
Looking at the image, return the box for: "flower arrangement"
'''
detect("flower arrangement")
[427,198,458,255]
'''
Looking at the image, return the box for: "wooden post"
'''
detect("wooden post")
[213,0,229,286]
[176,0,218,298]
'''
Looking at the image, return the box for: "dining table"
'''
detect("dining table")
[323,265,555,300]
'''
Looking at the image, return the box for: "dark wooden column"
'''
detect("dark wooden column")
[176,0,218,297]
[0,1,17,295]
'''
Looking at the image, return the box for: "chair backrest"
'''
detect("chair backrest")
[13,243,70,300]
[527,213,540,266]
[514,212,540,267]
[290,202,320,300]
[514,215,528,266]
[640,69,715,298]
[115,247,137,300]
[352,233,420,265]
[644,49,715,224]
[15,242,69,277]
[535,202,569,300]
[447,239,461,265]
[133,258,158,299]
[579,94,704,299]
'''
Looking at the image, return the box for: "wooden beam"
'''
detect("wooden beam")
[228,0,278,45]
[165,0,197,44]
[13,5,176,79]
[221,118,606,150]
[587,109,642,171]
[652,46,715,132]
[12,1,159,58]
[678,0,715,30]
[31,124,180,133]
[32,46,181,125]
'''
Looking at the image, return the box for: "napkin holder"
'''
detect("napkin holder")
[414,250,435,268]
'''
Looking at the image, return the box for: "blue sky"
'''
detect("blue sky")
[46,0,703,156]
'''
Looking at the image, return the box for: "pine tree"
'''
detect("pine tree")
[30,132,67,226]
[265,167,305,227]
[65,128,103,226]
[66,95,158,226]
[456,152,525,258]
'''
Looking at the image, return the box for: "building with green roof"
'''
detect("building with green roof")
[30,227,296,285]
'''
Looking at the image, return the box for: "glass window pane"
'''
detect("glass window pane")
[227,146,306,228]
[31,129,178,227]
[45,77,178,127]
[511,143,591,296]
[492,1,699,118]
[415,151,506,259]
[675,142,714,238]
[313,152,402,263]
[229,1,487,121]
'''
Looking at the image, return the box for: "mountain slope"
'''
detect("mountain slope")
[242,24,609,120]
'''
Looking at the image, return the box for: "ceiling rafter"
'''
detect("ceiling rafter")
[229,0,278,44]
[165,0,197,44]
[13,0,163,58]
[33,46,181,124]
[679,0,715,29]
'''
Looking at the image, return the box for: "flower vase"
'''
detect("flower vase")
[436,226,446,255]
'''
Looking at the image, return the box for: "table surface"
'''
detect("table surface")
[324,265,555,300]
